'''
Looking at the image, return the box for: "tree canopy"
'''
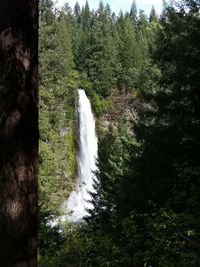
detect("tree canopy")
[39,1,200,266]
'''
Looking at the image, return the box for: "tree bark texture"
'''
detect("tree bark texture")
[0,1,38,266]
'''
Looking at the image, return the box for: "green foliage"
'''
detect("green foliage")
[39,1,200,267]
[76,1,200,266]
[130,0,138,26]
[78,79,112,117]
[72,0,157,97]
[116,15,143,92]
[39,2,78,217]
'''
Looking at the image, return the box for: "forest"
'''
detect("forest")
[39,0,200,266]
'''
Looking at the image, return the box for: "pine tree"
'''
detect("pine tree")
[74,1,81,24]
[137,10,149,59]
[82,1,91,31]
[40,0,54,24]
[130,0,137,26]
[149,5,156,22]
[105,3,111,18]
[62,2,72,14]
[55,13,74,75]
[74,1,81,16]
[116,14,142,92]
[98,0,104,13]
[86,3,118,96]
[153,0,200,213]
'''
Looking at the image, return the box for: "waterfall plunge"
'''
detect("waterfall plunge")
[66,89,98,223]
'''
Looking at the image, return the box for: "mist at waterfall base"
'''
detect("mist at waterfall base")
[62,89,98,224]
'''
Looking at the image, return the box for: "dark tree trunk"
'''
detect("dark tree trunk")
[0,1,38,266]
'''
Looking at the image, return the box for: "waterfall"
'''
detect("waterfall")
[66,89,98,223]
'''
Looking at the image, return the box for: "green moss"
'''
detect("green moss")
[65,122,78,189]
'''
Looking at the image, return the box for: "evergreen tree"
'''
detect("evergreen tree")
[111,11,116,23]
[85,1,200,266]
[130,0,137,26]
[88,3,118,96]
[137,10,149,59]
[153,0,200,213]
[74,1,81,24]
[149,5,156,22]
[82,1,91,31]
[55,13,74,75]
[98,0,104,13]
[117,15,142,92]
[105,3,112,18]
[38,1,200,266]
[62,2,72,14]
[74,1,81,16]
[39,1,77,217]
[40,0,55,25]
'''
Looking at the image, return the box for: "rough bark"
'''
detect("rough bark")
[0,1,38,266]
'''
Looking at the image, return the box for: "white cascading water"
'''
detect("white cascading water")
[66,89,98,223]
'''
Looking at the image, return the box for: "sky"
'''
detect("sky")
[55,0,163,16]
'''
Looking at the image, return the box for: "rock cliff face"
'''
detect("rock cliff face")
[98,90,140,136]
